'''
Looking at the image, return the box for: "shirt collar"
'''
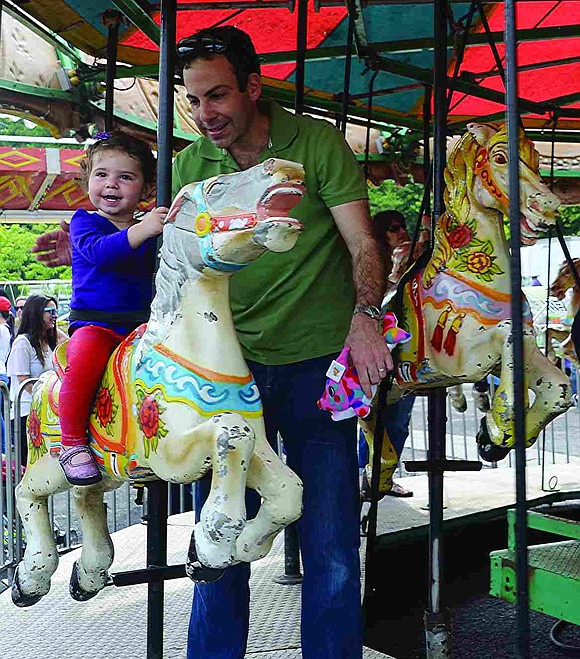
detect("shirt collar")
[196,99,298,163]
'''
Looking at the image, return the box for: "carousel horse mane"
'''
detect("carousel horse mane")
[138,223,202,359]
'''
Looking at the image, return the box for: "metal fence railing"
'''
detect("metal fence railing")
[2,372,579,585]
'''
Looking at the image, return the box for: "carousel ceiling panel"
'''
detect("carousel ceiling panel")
[0,146,91,211]
[2,0,580,132]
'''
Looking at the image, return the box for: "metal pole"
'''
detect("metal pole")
[275,0,308,584]
[102,10,121,133]
[425,0,450,655]
[146,1,175,656]
[294,0,308,114]
[363,71,379,181]
[504,1,530,656]
[146,481,169,659]
[339,11,355,134]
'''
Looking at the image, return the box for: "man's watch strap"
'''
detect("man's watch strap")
[353,304,382,320]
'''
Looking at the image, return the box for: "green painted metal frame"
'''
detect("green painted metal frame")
[490,509,580,626]
[0,78,79,101]
[112,0,160,45]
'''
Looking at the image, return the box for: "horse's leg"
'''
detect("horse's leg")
[191,412,258,571]
[12,456,69,606]
[69,479,120,601]
[477,331,521,461]
[521,340,571,445]
[151,412,257,573]
[233,438,302,563]
[359,407,398,500]
[478,332,571,460]
[448,384,467,413]
[472,378,491,413]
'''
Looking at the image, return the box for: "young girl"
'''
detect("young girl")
[58,132,169,486]
[7,295,65,466]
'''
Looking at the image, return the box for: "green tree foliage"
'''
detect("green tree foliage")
[0,224,71,281]
[368,180,424,224]
[369,180,580,238]
[558,205,580,236]
[0,116,52,138]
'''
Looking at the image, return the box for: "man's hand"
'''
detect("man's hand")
[345,313,393,398]
[31,220,71,267]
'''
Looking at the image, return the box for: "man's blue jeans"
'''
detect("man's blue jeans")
[187,356,362,659]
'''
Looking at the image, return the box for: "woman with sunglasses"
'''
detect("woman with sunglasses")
[6,295,66,466]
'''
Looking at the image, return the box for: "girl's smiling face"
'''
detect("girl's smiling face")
[87,150,146,226]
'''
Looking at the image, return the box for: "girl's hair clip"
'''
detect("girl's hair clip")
[94,131,112,141]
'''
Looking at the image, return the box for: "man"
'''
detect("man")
[33,26,392,658]
[14,296,27,332]
[174,27,392,659]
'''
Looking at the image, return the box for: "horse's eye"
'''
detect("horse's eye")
[328,386,335,397]
[493,153,507,165]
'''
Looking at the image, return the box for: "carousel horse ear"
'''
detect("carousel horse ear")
[466,122,498,147]
[262,159,276,173]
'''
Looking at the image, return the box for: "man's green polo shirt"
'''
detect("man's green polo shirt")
[172,100,368,365]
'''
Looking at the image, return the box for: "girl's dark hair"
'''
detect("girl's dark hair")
[372,209,407,255]
[16,294,58,366]
[80,132,157,195]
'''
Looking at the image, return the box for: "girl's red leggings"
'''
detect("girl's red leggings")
[59,325,125,446]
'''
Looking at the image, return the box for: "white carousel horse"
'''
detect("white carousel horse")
[12,158,305,606]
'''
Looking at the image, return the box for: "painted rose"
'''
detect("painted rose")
[27,409,42,449]
[96,387,114,427]
[467,251,493,274]
[448,225,473,249]
[139,395,160,439]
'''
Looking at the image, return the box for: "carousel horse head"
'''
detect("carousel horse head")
[165,158,305,272]
[445,122,560,245]
[550,257,580,300]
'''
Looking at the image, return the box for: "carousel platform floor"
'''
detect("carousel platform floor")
[0,459,579,659]
[372,458,580,544]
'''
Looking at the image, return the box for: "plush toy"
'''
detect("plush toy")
[317,312,411,421]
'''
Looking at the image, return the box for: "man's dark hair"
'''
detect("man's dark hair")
[176,26,261,92]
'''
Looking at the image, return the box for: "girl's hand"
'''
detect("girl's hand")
[127,206,171,248]
[142,206,171,237]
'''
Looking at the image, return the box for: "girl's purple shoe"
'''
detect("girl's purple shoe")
[59,445,102,486]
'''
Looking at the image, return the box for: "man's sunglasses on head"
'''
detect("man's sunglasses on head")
[177,35,228,58]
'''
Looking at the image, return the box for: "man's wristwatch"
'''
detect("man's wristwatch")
[353,304,382,320]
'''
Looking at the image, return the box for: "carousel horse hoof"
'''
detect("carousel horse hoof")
[476,418,511,463]
[474,394,491,413]
[69,560,101,602]
[186,532,226,584]
[11,565,43,608]
[449,392,467,413]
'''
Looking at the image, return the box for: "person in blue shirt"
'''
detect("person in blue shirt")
[58,132,169,486]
